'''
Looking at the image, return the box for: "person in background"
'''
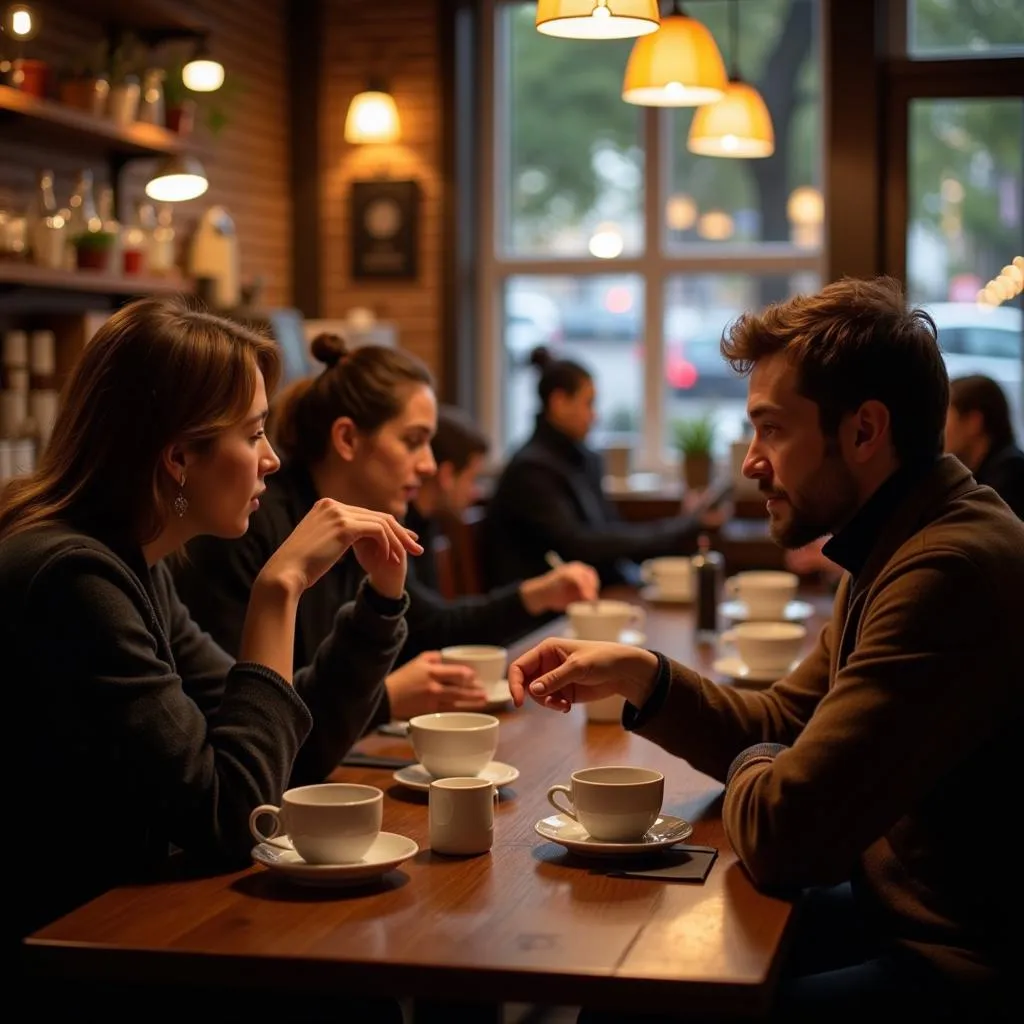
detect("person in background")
[485,346,725,588]
[945,374,1024,519]
[510,279,1020,1022]
[175,337,598,723]
[403,404,490,591]
[1,298,417,966]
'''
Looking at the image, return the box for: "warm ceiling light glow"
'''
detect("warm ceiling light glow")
[697,210,734,241]
[145,155,209,202]
[666,194,697,231]
[345,88,401,144]
[536,0,660,40]
[688,79,775,159]
[5,4,38,39]
[787,186,824,227]
[183,57,224,92]
[622,13,726,107]
[588,224,624,259]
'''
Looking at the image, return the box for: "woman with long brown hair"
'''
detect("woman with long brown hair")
[175,333,596,722]
[0,296,420,940]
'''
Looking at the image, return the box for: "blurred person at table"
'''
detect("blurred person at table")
[945,374,1024,519]
[175,336,598,723]
[0,297,418,945]
[509,279,1021,1022]
[484,346,726,589]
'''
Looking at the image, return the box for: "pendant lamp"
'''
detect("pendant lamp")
[622,3,726,107]
[536,0,660,40]
[687,0,774,158]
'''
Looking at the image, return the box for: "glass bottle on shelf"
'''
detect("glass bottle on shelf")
[149,205,176,276]
[65,169,100,270]
[122,201,153,276]
[97,186,122,277]
[138,67,166,126]
[29,170,67,270]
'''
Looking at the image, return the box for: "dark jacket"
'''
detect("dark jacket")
[631,456,1024,989]
[484,416,700,587]
[1,523,407,936]
[174,464,538,721]
[974,440,1024,520]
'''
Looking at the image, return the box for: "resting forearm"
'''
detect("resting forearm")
[239,574,302,683]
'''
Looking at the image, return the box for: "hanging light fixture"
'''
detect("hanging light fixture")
[622,2,726,107]
[536,1,660,41]
[182,38,225,93]
[3,3,39,40]
[687,0,774,158]
[345,80,401,144]
[145,155,209,203]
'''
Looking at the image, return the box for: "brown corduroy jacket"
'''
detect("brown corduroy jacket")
[634,456,1024,984]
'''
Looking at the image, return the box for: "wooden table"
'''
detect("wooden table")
[25,590,833,1019]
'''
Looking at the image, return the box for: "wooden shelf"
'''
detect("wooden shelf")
[0,262,193,297]
[50,0,207,39]
[0,84,198,159]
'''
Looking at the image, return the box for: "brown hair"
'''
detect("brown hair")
[530,345,592,411]
[950,374,1016,450]
[721,276,948,466]
[432,405,489,472]
[0,295,280,543]
[272,334,434,465]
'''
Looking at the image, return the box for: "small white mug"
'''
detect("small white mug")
[547,766,663,842]
[567,599,645,641]
[429,777,496,855]
[585,693,626,723]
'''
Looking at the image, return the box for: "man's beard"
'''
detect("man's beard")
[762,453,859,550]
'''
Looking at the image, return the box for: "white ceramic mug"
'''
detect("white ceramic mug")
[249,783,382,864]
[640,557,694,599]
[603,444,631,479]
[409,712,500,778]
[441,645,507,703]
[567,600,646,641]
[722,621,806,673]
[726,571,799,620]
[585,693,626,724]
[429,777,497,855]
[547,766,663,842]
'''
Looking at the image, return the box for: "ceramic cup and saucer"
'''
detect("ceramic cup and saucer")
[712,621,807,686]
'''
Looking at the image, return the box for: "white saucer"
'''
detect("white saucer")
[483,679,513,705]
[640,585,692,605]
[392,760,520,792]
[562,627,647,646]
[534,812,693,857]
[712,655,796,685]
[251,831,418,886]
[720,599,813,622]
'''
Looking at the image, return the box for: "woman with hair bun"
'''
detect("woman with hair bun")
[485,346,721,587]
[176,335,598,723]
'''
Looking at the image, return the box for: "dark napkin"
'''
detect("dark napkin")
[606,845,718,882]
[339,751,417,770]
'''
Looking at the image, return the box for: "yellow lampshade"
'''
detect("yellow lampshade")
[536,0,660,40]
[622,13,726,107]
[145,155,209,203]
[687,79,775,158]
[345,89,401,144]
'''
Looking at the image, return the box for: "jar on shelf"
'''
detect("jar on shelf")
[137,68,166,127]
[97,186,123,276]
[30,170,67,270]
[149,205,176,275]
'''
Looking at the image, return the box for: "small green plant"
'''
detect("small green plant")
[72,230,117,251]
[672,414,716,456]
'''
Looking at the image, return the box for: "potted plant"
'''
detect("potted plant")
[107,33,142,128]
[72,230,117,271]
[673,414,716,490]
[59,41,110,117]
[161,61,196,135]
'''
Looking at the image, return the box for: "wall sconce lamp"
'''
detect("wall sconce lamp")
[3,3,39,40]
[345,80,401,145]
[183,37,225,93]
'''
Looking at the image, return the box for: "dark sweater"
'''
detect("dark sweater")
[629,456,1024,989]
[974,440,1024,520]
[1,523,407,937]
[484,416,701,587]
[173,464,538,718]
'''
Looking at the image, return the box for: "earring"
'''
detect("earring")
[173,474,188,518]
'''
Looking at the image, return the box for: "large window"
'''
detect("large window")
[481,0,823,466]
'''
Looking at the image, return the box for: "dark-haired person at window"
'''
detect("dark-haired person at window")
[945,374,1024,519]
[510,279,1021,1021]
[484,346,725,588]
[175,338,598,723]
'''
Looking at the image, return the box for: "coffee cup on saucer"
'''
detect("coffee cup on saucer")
[441,645,508,703]
[547,766,663,842]
[725,571,799,620]
[408,711,500,779]
[721,621,805,673]
[567,599,645,641]
[640,557,693,599]
[249,783,383,864]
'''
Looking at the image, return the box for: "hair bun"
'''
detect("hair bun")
[529,345,553,371]
[310,332,349,369]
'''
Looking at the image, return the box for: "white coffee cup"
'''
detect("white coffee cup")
[441,644,507,703]
[640,557,694,599]
[722,621,806,673]
[726,570,799,620]
[603,444,631,479]
[567,599,645,641]
[547,766,664,842]
[429,777,496,855]
[409,711,500,778]
[249,783,382,865]
[585,693,626,724]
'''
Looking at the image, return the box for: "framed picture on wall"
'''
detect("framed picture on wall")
[350,179,420,281]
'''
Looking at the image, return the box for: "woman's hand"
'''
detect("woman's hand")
[386,652,489,719]
[508,637,660,713]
